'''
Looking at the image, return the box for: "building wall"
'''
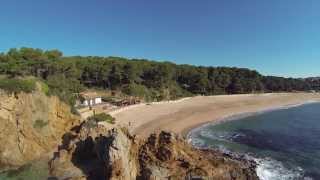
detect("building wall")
[82,97,102,106]
[95,97,102,104]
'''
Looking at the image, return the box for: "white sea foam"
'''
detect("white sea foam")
[255,158,305,180]
[188,131,308,180]
[188,136,206,148]
[186,101,320,180]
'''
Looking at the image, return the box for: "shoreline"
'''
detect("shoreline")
[113,93,320,138]
[185,99,320,180]
[184,99,320,138]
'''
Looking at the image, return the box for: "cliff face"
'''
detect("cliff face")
[0,90,80,170]
[49,121,258,180]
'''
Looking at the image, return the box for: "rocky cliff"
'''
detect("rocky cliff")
[0,88,258,179]
[0,89,80,170]
[49,121,258,180]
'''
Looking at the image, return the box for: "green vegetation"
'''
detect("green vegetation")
[33,119,48,129]
[88,113,115,124]
[0,78,36,93]
[45,74,84,106]
[101,96,115,103]
[0,161,49,179]
[0,47,319,106]
[39,81,49,95]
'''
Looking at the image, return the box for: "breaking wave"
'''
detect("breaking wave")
[188,127,310,180]
[255,158,306,180]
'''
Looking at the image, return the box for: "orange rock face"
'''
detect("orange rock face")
[0,90,80,170]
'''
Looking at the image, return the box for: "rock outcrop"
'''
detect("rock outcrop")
[49,121,258,180]
[0,90,80,170]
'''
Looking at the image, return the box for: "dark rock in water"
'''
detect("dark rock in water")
[49,122,259,180]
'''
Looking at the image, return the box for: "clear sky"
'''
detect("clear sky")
[0,0,319,77]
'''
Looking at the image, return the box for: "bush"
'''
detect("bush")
[168,83,193,100]
[0,78,36,93]
[45,74,84,106]
[71,106,80,115]
[101,96,115,103]
[88,113,115,124]
[33,119,48,129]
[39,81,49,95]
[122,83,150,98]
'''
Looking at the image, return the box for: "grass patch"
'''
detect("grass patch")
[0,161,49,180]
[33,119,48,129]
[39,81,49,95]
[5,164,32,177]
[88,113,115,124]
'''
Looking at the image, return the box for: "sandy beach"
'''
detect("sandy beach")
[113,93,320,137]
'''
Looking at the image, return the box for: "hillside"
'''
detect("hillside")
[1,48,319,106]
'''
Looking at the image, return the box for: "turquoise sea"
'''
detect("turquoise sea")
[188,102,320,180]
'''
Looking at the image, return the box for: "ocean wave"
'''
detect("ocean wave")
[188,134,308,180]
[199,129,246,142]
[255,158,305,180]
[188,136,206,148]
[186,102,320,180]
[188,124,246,144]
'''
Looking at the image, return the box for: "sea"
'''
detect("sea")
[188,102,320,180]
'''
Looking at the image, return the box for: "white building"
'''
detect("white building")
[80,92,103,106]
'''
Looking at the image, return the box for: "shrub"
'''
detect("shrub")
[33,119,48,129]
[0,78,36,93]
[45,74,84,107]
[101,96,115,103]
[71,106,80,115]
[39,81,49,95]
[168,83,193,100]
[88,113,115,124]
[122,83,150,98]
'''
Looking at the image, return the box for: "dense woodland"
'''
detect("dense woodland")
[0,47,319,105]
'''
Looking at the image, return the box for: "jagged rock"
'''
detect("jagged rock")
[49,122,258,180]
[49,122,138,180]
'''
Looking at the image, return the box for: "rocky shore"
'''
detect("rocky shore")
[0,89,259,179]
[49,120,258,180]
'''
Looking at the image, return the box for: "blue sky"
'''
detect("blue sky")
[0,0,319,77]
